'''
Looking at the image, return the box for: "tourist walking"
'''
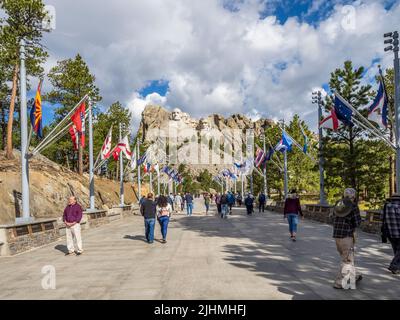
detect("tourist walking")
[168,193,175,211]
[227,191,235,215]
[63,196,84,255]
[175,193,183,213]
[215,192,222,216]
[283,189,303,241]
[220,192,229,219]
[382,194,400,274]
[181,193,185,211]
[204,193,211,215]
[258,192,266,213]
[332,188,362,289]
[140,193,157,244]
[236,193,242,206]
[244,193,254,215]
[156,195,172,243]
[185,192,194,216]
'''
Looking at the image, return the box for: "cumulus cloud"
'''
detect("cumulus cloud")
[41,0,400,132]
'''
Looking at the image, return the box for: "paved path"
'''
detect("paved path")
[0,205,399,300]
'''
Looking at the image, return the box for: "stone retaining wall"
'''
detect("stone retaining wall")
[0,204,138,257]
[267,203,383,235]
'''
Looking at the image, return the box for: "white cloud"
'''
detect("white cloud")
[41,0,400,132]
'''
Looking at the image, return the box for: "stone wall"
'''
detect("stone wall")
[267,203,383,235]
[0,205,138,257]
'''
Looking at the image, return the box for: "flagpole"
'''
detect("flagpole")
[262,129,268,198]
[137,140,141,202]
[18,39,30,222]
[313,91,327,205]
[157,168,161,196]
[149,171,153,194]
[88,98,95,211]
[119,123,124,206]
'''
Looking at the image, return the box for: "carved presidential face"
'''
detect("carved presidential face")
[171,108,183,121]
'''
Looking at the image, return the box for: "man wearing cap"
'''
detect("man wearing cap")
[382,194,400,274]
[332,188,362,289]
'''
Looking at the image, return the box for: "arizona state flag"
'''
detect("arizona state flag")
[30,80,43,139]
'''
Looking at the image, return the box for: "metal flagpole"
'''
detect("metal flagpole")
[18,39,30,222]
[262,132,267,198]
[88,98,95,210]
[241,173,244,198]
[119,123,124,206]
[137,140,141,202]
[284,148,288,199]
[149,171,153,194]
[157,169,161,196]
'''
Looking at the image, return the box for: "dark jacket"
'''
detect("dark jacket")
[284,197,303,216]
[63,203,83,223]
[258,194,266,203]
[140,198,156,219]
[220,195,228,205]
[245,196,254,206]
[332,198,361,238]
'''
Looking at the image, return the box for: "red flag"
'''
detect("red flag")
[70,101,86,148]
[112,147,121,161]
[69,125,79,150]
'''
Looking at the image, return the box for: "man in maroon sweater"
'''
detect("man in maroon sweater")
[63,196,83,255]
[284,189,304,241]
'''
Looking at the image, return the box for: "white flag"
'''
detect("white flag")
[130,152,137,170]
[117,135,132,160]
[154,163,160,175]
[101,126,113,160]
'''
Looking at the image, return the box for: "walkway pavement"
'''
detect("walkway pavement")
[0,204,399,300]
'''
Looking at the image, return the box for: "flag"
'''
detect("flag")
[30,80,43,139]
[130,152,137,170]
[101,126,113,160]
[70,101,86,148]
[319,109,340,131]
[334,94,353,126]
[116,135,132,160]
[69,125,79,150]
[112,147,121,160]
[299,124,308,154]
[266,146,274,161]
[368,77,388,129]
[254,148,266,167]
[154,163,160,175]
[275,132,292,152]
[137,153,147,166]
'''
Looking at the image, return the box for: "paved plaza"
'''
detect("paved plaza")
[0,201,399,300]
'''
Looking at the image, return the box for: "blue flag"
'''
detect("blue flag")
[334,94,353,126]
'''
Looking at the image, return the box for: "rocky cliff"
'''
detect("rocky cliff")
[0,150,144,225]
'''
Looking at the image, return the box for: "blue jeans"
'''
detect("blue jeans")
[287,213,298,234]
[221,204,228,218]
[158,216,170,240]
[144,218,155,243]
[187,203,193,216]
[205,203,210,213]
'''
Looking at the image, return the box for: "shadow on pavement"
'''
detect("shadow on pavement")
[175,204,400,300]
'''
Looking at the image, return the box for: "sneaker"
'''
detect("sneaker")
[292,237,296,242]
[162,239,167,243]
[65,251,75,256]
[333,284,343,289]
[356,274,363,282]
[76,251,84,256]
[388,267,400,274]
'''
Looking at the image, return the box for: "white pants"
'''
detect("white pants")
[66,223,83,253]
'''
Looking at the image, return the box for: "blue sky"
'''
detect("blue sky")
[34,0,400,131]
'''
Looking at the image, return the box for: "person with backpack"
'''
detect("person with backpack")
[227,191,235,214]
[332,188,362,289]
[283,189,303,241]
[220,192,229,219]
[381,194,400,274]
[185,192,194,216]
[258,192,266,213]
[236,193,242,206]
[156,195,173,243]
[244,193,254,215]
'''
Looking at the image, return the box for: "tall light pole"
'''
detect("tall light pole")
[88,98,95,211]
[18,39,30,223]
[384,31,400,193]
[119,123,125,206]
[260,124,268,198]
[312,91,327,205]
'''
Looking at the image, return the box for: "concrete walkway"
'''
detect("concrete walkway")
[0,204,399,300]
